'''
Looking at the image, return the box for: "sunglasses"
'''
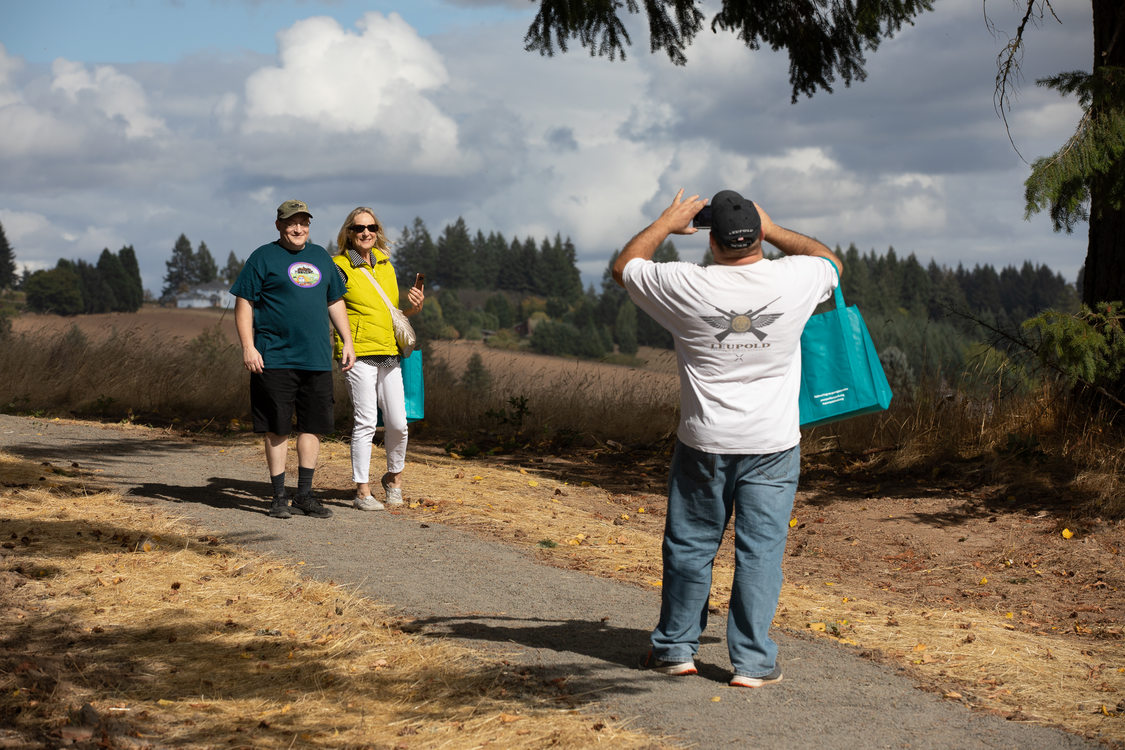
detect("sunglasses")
[348,224,380,234]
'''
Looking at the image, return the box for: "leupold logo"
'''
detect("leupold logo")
[288,262,322,288]
[702,297,782,342]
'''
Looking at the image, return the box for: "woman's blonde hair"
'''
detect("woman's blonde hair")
[335,207,391,259]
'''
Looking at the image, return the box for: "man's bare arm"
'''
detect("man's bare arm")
[234,297,264,373]
[757,205,843,276]
[612,188,706,287]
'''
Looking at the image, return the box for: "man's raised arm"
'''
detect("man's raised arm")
[612,189,707,286]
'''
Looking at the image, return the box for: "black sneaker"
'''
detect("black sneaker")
[291,492,333,519]
[269,495,292,519]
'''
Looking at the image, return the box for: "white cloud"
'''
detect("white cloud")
[50,59,167,138]
[243,13,462,171]
[0,102,83,158]
[0,209,51,247]
[0,43,23,107]
[0,45,81,157]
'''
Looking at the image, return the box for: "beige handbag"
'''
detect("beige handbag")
[360,266,416,358]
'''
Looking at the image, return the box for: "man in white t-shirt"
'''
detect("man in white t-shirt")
[612,188,842,688]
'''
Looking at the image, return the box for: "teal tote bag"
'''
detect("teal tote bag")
[798,276,892,427]
[377,349,425,425]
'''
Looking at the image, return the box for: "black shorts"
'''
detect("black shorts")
[250,369,335,435]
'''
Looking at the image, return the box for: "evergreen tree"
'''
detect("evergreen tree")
[1012,6,1124,310]
[117,245,144,311]
[460,352,493,394]
[222,251,244,284]
[24,266,83,315]
[97,248,133,312]
[496,237,526,292]
[926,259,969,321]
[194,241,218,284]
[74,259,115,313]
[394,218,438,287]
[436,218,473,289]
[614,300,639,355]
[162,234,195,299]
[598,250,628,328]
[484,292,516,328]
[0,220,15,289]
[523,0,933,101]
[412,293,446,342]
[477,231,507,290]
[439,290,470,337]
[899,253,931,318]
[539,233,583,301]
[841,245,873,304]
[520,237,541,294]
[653,239,680,263]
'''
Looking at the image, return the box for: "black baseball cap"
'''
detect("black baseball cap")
[710,190,761,249]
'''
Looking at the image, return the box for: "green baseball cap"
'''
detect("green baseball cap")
[276,199,312,219]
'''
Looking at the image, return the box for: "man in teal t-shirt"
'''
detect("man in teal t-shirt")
[231,199,356,519]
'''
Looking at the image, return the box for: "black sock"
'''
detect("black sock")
[297,466,314,496]
[271,473,286,498]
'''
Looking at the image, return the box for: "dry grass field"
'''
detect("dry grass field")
[11,306,240,344]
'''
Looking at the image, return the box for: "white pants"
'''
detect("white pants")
[344,359,408,484]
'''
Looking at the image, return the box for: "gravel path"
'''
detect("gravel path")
[0,415,1097,749]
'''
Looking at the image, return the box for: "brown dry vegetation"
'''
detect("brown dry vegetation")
[0,452,665,749]
[11,307,238,344]
[2,308,1124,746]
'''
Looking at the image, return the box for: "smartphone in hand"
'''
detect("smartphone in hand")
[413,273,425,290]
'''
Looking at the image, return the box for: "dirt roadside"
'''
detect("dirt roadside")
[0,414,1109,749]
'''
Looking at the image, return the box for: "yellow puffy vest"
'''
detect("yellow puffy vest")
[333,251,401,358]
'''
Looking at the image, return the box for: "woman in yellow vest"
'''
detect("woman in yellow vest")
[333,207,425,510]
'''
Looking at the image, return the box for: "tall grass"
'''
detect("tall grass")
[2,325,247,425]
[1,325,1121,515]
[419,342,679,448]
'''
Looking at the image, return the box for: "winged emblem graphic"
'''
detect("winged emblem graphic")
[702,297,782,342]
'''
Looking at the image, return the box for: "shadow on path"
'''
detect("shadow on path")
[123,478,357,518]
[406,614,728,684]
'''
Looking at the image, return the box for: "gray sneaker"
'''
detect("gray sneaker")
[641,649,697,676]
[730,666,783,688]
[353,494,386,511]
[291,492,333,519]
[381,479,404,506]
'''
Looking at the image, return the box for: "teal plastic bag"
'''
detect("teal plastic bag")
[798,276,892,427]
[377,349,424,425]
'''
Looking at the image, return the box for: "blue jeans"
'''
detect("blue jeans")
[651,442,800,678]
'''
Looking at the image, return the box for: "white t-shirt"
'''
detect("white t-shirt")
[622,255,837,454]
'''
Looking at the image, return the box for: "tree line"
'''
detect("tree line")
[21,247,146,316]
[389,215,1078,391]
[0,217,138,315]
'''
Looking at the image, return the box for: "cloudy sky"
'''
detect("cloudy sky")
[1,0,1092,296]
